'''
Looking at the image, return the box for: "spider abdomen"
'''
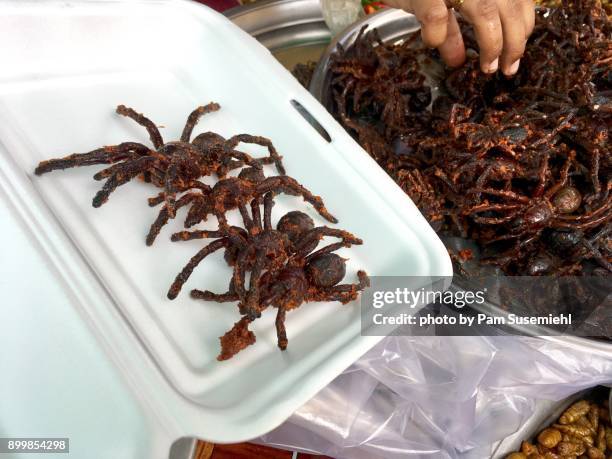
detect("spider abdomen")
[306,253,347,288]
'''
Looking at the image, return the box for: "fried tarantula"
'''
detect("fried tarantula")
[169,195,368,360]
[35,104,285,220]
[146,166,337,245]
[213,251,370,361]
[168,192,351,299]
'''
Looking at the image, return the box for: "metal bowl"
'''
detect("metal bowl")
[308,8,612,349]
[310,8,419,105]
[225,0,331,69]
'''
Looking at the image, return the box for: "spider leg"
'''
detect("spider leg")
[275,306,288,350]
[590,148,601,195]
[217,316,256,361]
[534,151,550,197]
[243,249,267,320]
[149,192,166,207]
[146,164,167,186]
[253,157,275,166]
[238,204,254,232]
[186,180,212,193]
[482,229,528,244]
[215,210,229,230]
[116,105,164,149]
[232,246,251,302]
[468,188,530,203]
[556,199,611,222]
[92,152,150,180]
[463,203,522,215]
[294,227,362,257]
[150,185,210,224]
[250,195,263,232]
[225,134,285,175]
[171,229,227,242]
[259,288,282,310]
[146,192,202,246]
[307,271,369,304]
[580,238,612,272]
[157,145,207,218]
[263,192,274,230]
[471,211,520,225]
[180,102,221,143]
[544,150,575,198]
[554,212,612,231]
[220,140,263,173]
[190,289,239,302]
[589,225,611,243]
[163,156,184,218]
[305,242,350,262]
[92,156,155,207]
[167,238,228,299]
[531,110,577,148]
[34,142,150,175]
[227,151,262,171]
[151,183,211,209]
[184,195,210,227]
[255,177,338,223]
[328,271,370,292]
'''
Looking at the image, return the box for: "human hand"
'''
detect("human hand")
[383,0,535,75]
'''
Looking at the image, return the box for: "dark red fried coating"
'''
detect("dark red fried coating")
[218,316,256,361]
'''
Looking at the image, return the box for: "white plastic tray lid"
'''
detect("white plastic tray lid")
[0,0,451,442]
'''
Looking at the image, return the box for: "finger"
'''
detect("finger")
[498,0,527,75]
[383,0,450,49]
[413,0,451,48]
[461,0,503,73]
[438,11,466,67]
[522,0,535,37]
[382,0,410,8]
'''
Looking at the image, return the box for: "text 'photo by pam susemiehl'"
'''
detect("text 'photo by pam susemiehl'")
[360,276,611,338]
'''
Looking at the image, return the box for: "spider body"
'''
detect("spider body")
[239,252,369,353]
[168,197,367,359]
[168,195,344,303]
[305,253,346,287]
[36,104,288,245]
[211,249,368,358]
[163,171,338,232]
[35,103,228,209]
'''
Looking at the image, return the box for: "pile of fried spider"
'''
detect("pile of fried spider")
[330,0,611,276]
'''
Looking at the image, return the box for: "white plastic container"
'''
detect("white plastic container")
[0,0,451,451]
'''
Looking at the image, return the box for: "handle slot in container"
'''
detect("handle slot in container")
[290,99,331,143]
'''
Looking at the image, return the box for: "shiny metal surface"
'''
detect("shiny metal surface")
[225,0,331,68]
[169,437,198,459]
[309,8,420,106]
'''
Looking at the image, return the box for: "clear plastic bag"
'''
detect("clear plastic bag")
[319,0,363,35]
[259,336,612,458]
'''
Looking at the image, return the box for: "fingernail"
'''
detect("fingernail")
[486,58,499,73]
[508,59,520,75]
